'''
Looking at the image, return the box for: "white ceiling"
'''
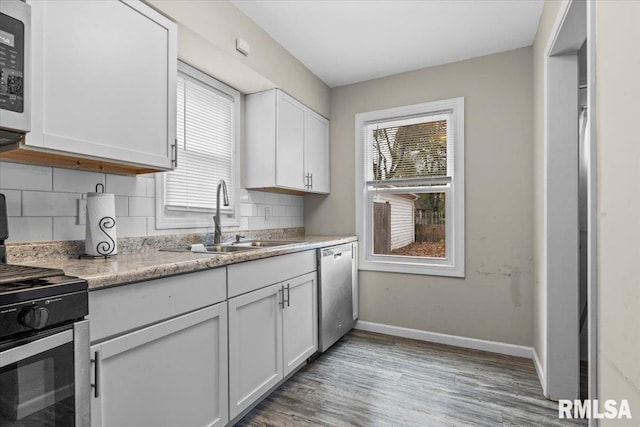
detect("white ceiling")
[231,0,544,88]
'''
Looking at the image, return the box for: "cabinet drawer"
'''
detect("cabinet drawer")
[89,268,226,342]
[227,251,316,298]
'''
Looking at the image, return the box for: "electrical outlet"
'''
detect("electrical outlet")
[77,199,87,225]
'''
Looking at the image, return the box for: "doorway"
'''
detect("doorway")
[544,0,596,405]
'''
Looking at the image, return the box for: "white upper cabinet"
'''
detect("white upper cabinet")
[305,109,330,194]
[245,89,330,194]
[24,0,177,173]
[276,91,306,189]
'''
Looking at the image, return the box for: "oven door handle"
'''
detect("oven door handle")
[0,329,73,368]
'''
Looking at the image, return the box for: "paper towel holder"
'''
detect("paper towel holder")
[79,183,116,260]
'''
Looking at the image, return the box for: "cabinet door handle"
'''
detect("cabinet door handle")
[310,173,313,189]
[285,283,290,307]
[172,138,178,168]
[91,350,100,398]
[278,286,284,309]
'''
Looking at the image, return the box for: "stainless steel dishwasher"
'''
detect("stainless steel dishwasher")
[318,243,354,352]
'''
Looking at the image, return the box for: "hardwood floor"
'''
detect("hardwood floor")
[237,330,587,427]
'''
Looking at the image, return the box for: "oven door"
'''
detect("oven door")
[0,320,89,426]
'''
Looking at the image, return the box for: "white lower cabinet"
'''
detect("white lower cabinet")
[228,284,283,419]
[228,271,317,419]
[90,303,228,427]
[283,273,318,375]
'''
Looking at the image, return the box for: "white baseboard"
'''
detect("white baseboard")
[532,348,547,397]
[354,320,534,359]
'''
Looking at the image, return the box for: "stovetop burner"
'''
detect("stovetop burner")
[0,263,66,285]
[0,264,87,306]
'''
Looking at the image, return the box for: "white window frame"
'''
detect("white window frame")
[156,62,241,229]
[355,97,465,277]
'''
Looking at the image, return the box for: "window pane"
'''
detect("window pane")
[166,73,235,212]
[372,192,446,258]
[368,119,448,181]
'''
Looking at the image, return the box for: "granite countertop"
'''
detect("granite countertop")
[15,235,357,290]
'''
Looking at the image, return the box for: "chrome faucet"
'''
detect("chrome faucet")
[213,179,229,244]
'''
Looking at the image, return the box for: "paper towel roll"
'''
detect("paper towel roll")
[85,192,118,256]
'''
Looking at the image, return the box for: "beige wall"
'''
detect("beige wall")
[531,0,563,387]
[596,1,640,422]
[146,0,330,117]
[307,48,535,346]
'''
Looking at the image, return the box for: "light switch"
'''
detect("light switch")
[236,37,250,56]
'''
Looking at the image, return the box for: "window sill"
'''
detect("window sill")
[359,259,465,278]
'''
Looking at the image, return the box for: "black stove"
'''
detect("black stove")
[0,194,88,343]
[0,263,88,342]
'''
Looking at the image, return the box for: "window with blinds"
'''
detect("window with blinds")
[366,113,452,185]
[165,73,236,213]
[355,97,465,277]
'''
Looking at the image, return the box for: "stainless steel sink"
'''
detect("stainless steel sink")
[159,240,305,255]
[233,240,305,248]
[204,245,261,253]
[159,245,260,255]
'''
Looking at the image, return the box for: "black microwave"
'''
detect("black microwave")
[0,0,30,145]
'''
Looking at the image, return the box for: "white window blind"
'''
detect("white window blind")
[366,113,452,185]
[165,74,235,212]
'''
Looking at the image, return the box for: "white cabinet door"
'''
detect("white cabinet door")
[90,303,228,427]
[305,110,330,194]
[228,284,283,419]
[27,0,176,170]
[352,242,359,321]
[275,91,306,190]
[245,89,331,193]
[282,272,318,375]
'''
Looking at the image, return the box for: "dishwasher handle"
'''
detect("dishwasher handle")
[321,244,352,259]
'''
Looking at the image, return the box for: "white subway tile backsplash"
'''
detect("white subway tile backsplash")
[239,203,254,217]
[3,163,302,242]
[264,217,280,229]
[7,217,52,242]
[145,217,211,236]
[239,216,249,230]
[272,205,287,217]
[53,168,104,194]
[0,189,21,216]
[248,216,265,230]
[255,204,267,218]
[53,217,85,241]
[246,190,265,204]
[286,205,303,217]
[146,176,156,197]
[116,217,147,237]
[106,175,147,197]
[237,188,249,202]
[278,194,292,205]
[115,196,129,217]
[128,197,154,217]
[0,162,52,191]
[23,191,79,217]
[264,192,280,204]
